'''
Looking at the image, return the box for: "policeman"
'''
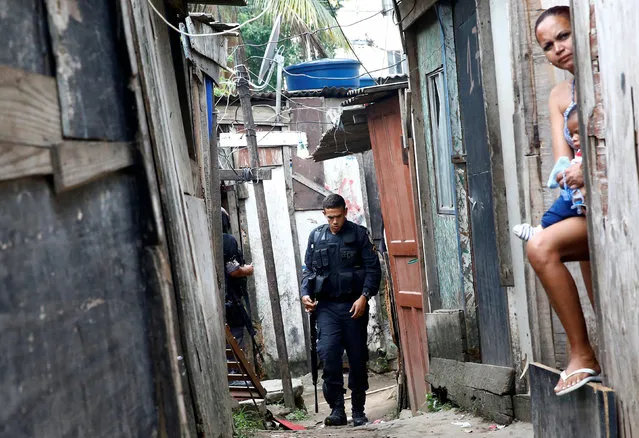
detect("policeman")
[221,208,254,349]
[301,194,381,427]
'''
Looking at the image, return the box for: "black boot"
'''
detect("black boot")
[324,407,347,426]
[351,391,368,426]
[352,411,369,427]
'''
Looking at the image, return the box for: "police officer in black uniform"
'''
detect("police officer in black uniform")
[301,194,381,427]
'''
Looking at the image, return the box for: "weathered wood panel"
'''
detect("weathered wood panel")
[0,175,157,437]
[530,363,617,437]
[397,0,438,30]
[453,0,511,367]
[404,26,441,312]
[414,11,464,312]
[127,0,231,435]
[51,141,135,192]
[185,17,227,67]
[0,65,62,147]
[45,0,136,141]
[0,143,53,182]
[0,0,52,75]
[425,310,467,361]
[572,1,639,434]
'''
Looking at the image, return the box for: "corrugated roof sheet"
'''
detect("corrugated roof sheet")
[313,106,371,162]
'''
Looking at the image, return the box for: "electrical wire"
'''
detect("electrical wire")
[146,0,268,37]
[325,1,375,81]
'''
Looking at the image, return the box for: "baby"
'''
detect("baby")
[513,105,585,241]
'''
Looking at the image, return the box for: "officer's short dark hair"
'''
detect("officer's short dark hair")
[323,194,346,210]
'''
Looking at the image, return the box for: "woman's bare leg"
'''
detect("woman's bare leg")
[580,261,594,307]
[527,217,599,393]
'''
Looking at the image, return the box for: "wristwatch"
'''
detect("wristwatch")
[362,290,372,301]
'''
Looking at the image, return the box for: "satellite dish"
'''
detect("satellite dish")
[258,14,282,83]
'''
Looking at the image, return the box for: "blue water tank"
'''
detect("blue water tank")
[359,75,376,87]
[284,58,361,91]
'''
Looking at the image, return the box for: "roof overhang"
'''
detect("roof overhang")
[313,82,408,162]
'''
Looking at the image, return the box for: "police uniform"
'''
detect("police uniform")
[301,220,382,422]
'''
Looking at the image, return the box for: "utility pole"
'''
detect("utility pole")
[234,58,295,409]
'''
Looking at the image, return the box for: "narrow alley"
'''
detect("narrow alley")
[1,0,637,437]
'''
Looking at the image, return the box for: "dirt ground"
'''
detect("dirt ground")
[258,372,533,438]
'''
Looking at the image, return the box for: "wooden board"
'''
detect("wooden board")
[397,0,438,30]
[0,65,62,147]
[45,0,136,141]
[0,175,158,437]
[236,147,283,167]
[220,131,307,148]
[572,1,639,434]
[0,0,52,75]
[289,97,328,210]
[453,0,511,367]
[0,143,53,182]
[425,310,467,361]
[51,141,135,192]
[128,0,230,435]
[185,17,227,67]
[529,363,616,437]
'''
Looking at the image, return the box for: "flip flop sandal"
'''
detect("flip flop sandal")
[555,368,602,396]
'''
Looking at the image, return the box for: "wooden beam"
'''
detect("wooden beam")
[235,61,295,409]
[0,143,53,182]
[51,141,135,192]
[397,0,437,30]
[220,131,307,148]
[185,17,228,67]
[292,172,333,197]
[0,65,62,147]
[219,168,272,181]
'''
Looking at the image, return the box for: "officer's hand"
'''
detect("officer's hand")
[243,264,254,276]
[302,295,317,312]
[350,296,367,319]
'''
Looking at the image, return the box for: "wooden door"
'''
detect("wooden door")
[368,97,429,410]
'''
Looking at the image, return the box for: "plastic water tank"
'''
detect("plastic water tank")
[284,58,361,91]
[359,75,376,88]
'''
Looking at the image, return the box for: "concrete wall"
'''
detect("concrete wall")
[244,166,307,376]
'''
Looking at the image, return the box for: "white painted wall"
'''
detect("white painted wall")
[489,0,534,371]
[334,0,405,78]
[244,167,307,369]
[323,155,367,226]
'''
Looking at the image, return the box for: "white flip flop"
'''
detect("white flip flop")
[555,368,602,396]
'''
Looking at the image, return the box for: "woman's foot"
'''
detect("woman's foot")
[513,223,542,241]
[554,355,601,395]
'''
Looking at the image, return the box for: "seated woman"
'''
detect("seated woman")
[526,6,600,396]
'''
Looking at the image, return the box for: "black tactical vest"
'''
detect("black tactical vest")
[311,223,365,300]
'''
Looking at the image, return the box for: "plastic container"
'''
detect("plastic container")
[359,75,376,87]
[284,58,361,91]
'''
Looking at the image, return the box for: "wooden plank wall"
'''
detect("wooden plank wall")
[1,0,198,436]
[126,0,232,436]
[453,0,511,367]
[45,0,136,141]
[572,1,639,434]
[0,176,159,437]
